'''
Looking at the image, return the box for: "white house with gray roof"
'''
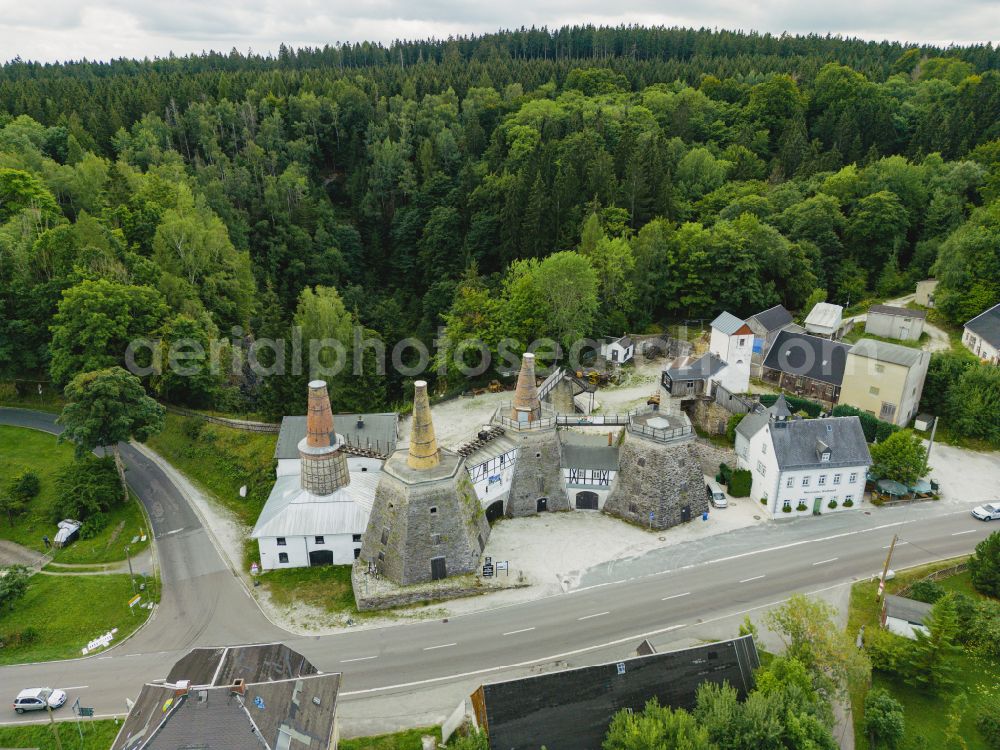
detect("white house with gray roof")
[708,311,753,393]
[560,431,620,510]
[739,413,871,518]
[963,302,1000,364]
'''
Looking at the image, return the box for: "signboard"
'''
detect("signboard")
[128,594,142,608]
[482,556,494,578]
[81,627,118,655]
[250,562,259,576]
[495,560,509,576]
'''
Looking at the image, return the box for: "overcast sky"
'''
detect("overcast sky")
[0,0,997,64]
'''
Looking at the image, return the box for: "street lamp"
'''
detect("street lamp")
[124,544,136,593]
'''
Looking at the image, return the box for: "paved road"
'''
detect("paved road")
[1,408,994,728]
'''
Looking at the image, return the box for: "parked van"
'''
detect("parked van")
[705,482,728,508]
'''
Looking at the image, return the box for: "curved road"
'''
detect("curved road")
[0,407,994,729]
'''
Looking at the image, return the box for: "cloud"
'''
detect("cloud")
[0,0,997,63]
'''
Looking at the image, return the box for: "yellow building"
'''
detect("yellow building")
[839,339,930,426]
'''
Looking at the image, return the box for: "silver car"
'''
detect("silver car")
[972,503,1000,521]
[13,687,67,714]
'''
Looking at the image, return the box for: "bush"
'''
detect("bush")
[864,687,905,749]
[968,599,1000,658]
[54,456,121,521]
[832,404,900,443]
[728,469,752,497]
[0,626,39,649]
[79,512,111,539]
[828,499,838,509]
[969,531,1000,598]
[843,498,854,507]
[760,393,822,417]
[760,498,767,505]
[977,699,1000,749]
[718,463,733,485]
[8,469,41,503]
[725,413,744,444]
[796,502,807,511]
[907,579,946,605]
[782,504,792,512]
[182,417,205,440]
[865,628,908,676]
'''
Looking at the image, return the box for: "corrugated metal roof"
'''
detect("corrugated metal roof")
[274,413,398,459]
[251,471,380,538]
[711,311,747,336]
[664,352,726,381]
[462,435,518,468]
[804,302,844,331]
[848,338,927,369]
[869,304,926,320]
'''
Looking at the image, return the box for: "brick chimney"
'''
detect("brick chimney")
[230,679,246,697]
[407,381,440,470]
[298,380,350,495]
[510,353,542,424]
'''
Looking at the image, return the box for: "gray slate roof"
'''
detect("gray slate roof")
[664,352,726,381]
[768,416,872,470]
[762,330,851,385]
[111,645,340,750]
[560,431,620,471]
[734,396,792,441]
[869,304,927,320]
[748,304,794,333]
[804,302,844,331]
[711,311,748,336]
[885,594,933,626]
[275,413,398,459]
[965,302,1000,349]
[848,338,926,369]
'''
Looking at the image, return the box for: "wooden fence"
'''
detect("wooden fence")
[896,561,969,597]
[165,405,281,433]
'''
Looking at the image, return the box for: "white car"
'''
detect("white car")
[972,503,1000,521]
[13,687,67,714]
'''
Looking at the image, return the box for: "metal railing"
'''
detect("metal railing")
[626,420,693,444]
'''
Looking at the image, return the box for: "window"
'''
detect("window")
[756,461,766,476]
[783,500,792,511]
[431,533,442,545]
[869,386,880,395]
[802,476,810,487]
[430,506,437,514]
[761,442,767,454]
[818,475,827,486]
[820,452,830,462]
[278,552,288,564]
[875,364,885,374]
[739,338,746,347]
[314,536,325,545]
[849,472,858,483]
[786,476,794,488]
[846,494,854,503]
[276,537,286,546]
[377,551,384,562]
[353,548,361,559]
[380,527,389,545]
[833,474,841,485]
[352,534,362,543]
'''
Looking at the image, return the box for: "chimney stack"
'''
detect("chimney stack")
[230,679,246,697]
[407,381,440,470]
[510,353,542,424]
[298,380,350,495]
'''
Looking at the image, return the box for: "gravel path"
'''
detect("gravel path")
[0,539,48,568]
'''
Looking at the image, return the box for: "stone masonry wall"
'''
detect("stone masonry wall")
[506,428,569,516]
[687,399,732,437]
[603,434,709,531]
[688,440,737,477]
[358,458,489,586]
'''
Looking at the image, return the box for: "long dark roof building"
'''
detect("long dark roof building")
[111,644,341,750]
[747,304,794,333]
[471,636,759,750]
[762,330,852,386]
[275,413,398,459]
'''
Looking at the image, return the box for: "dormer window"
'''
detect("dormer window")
[821,451,831,462]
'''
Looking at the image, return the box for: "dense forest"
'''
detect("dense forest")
[1,25,999,418]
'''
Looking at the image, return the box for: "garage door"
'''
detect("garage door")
[309,549,333,566]
[576,491,599,510]
[486,500,505,524]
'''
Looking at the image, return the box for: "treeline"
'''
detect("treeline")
[1,27,999,417]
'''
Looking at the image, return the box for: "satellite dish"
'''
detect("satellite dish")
[239,485,247,498]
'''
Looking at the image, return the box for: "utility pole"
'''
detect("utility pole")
[125,545,136,594]
[876,534,898,602]
[926,416,939,464]
[46,698,64,750]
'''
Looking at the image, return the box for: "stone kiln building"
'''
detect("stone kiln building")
[359,381,489,584]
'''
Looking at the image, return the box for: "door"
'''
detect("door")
[309,549,333,566]
[576,491,599,510]
[536,497,548,512]
[486,500,505,524]
[430,556,447,581]
[681,505,691,522]
[813,497,822,515]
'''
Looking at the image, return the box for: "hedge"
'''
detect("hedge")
[759,393,823,418]
[728,469,752,497]
[831,404,899,443]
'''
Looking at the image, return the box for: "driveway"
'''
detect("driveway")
[0,539,48,568]
[844,293,951,353]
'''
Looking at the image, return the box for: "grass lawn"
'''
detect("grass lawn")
[0,573,156,665]
[258,565,357,613]
[0,718,121,749]
[340,727,441,750]
[146,413,277,531]
[0,425,149,563]
[848,557,998,749]
[842,329,929,349]
[0,386,66,414]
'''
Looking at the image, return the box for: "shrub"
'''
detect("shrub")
[828,499,838,509]
[718,463,733,485]
[968,599,1000,658]
[79,512,111,539]
[843,498,854,507]
[865,628,908,676]
[864,687,905,749]
[8,469,41,503]
[728,469,752,497]
[725,413,744,444]
[182,417,205,440]
[760,497,767,505]
[969,531,1000,598]
[907,579,946,605]
[796,502,807,511]
[833,404,900,443]
[54,455,121,521]
[782,504,792,512]
[977,699,1000,749]
[0,626,39,649]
